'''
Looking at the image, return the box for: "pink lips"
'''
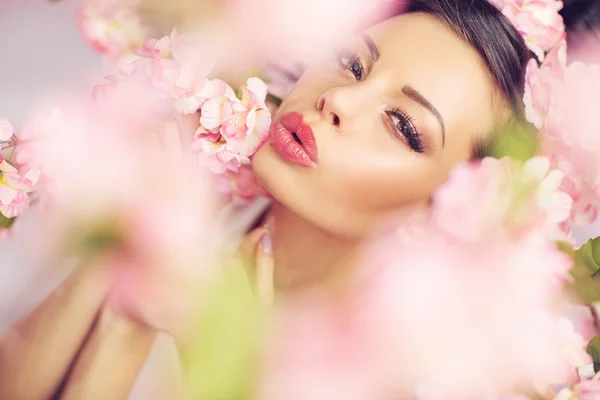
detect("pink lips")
[270,112,318,168]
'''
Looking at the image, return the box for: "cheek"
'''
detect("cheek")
[320,141,439,211]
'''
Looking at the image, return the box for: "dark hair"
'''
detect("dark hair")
[561,0,600,33]
[406,0,530,119]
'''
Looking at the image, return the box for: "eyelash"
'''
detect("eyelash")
[337,50,365,81]
[336,50,425,153]
[386,109,424,153]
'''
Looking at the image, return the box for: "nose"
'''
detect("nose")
[316,88,357,132]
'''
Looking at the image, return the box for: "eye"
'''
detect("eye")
[386,109,424,153]
[337,50,365,81]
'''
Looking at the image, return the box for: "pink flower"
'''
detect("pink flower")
[574,380,600,400]
[0,161,37,219]
[78,0,145,62]
[355,219,584,398]
[433,157,572,242]
[147,35,221,114]
[539,61,600,227]
[135,31,174,60]
[258,298,386,400]
[212,165,270,202]
[192,126,245,174]
[492,0,566,61]
[200,78,271,157]
[524,40,567,129]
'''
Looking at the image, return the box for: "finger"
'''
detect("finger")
[238,227,268,261]
[0,260,113,400]
[58,305,157,400]
[256,231,275,306]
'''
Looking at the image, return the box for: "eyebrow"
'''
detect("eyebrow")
[361,33,380,62]
[402,86,446,147]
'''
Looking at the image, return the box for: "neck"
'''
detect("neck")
[267,202,363,298]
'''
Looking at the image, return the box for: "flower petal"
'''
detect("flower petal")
[0,184,18,205]
[0,160,17,173]
[246,77,268,103]
[200,97,226,130]
[0,191,30,218]
[522,156,551,183]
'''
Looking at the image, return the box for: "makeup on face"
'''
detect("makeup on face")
[271,112,319,168]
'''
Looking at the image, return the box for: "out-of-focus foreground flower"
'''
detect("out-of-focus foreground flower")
[525,39,600,229]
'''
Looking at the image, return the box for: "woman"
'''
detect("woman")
[0,0,566,398]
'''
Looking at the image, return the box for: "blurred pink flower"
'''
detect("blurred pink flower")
[0,161,37,219]
[143,33,221,114]
[540,61,600,226]
[226,0,400,65]
[78,0,145,62]
[135,31,175,60]
[200,78,271,157]
[22,86,222,334]
[258,298,389,400]
[433,157,572,242]
[524,40,567,129]
[213,165,270,203]
[192,126,244,174]
[491,0,566,61]
[355,219,584,398]
[574,380,600,400]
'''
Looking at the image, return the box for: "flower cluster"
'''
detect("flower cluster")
[92,30,273,202]
[354,157,587,399]
[490,0,600,229]
[78,0,146,64]
[0,118,39,242]
[489,0,566,61]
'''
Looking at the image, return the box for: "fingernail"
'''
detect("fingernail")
[261,231,272,254]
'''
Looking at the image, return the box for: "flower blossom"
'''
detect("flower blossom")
[212,165,270,203]
[131,30,224,115]
[192,126,244,174]
[433,156,572,242]
[490,0,566,62]
[532,60,600,227]
[352,160,586,398]
[0,160,38,219]
[78,0,145,62]
[553,379,600,400]
[200,77,271,158]
[524,40,567,129]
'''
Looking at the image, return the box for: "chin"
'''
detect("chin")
[252,140,280,195]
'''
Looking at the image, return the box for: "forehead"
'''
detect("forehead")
[365,12,497,151]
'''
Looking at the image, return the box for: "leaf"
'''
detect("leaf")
[0,212,15,229]
[566,238,600,303]
[579,237,600,275]
[586,334,600,373]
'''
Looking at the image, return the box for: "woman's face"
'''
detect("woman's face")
[253,12,503,238]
